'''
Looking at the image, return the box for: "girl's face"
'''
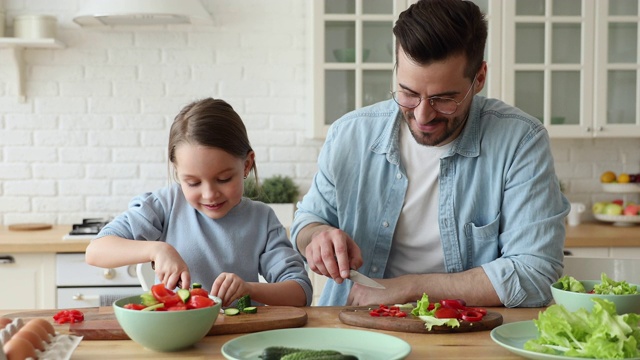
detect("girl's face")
[174,143,254,220]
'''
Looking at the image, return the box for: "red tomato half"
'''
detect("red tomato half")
[187,295,215,309]
[123,304,146,311]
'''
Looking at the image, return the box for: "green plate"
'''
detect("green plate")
[221,327,411,360]
[490,321,640,360]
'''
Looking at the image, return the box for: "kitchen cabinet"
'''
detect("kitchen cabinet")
[503,0,640,138]
[308,0,501,139]
[0,253,56,309]
[0,37,65,102]
[310,0,640,139]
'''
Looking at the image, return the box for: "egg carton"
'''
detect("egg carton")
[0,318,82,360]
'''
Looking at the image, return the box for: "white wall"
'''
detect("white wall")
[0,0,639,226]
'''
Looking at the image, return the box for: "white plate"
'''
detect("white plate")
[594,213,640,226]
[221,328,411,360]
[491,321,640,360]
[602,183,640,193]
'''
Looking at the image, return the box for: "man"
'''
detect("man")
[292,0,569,307]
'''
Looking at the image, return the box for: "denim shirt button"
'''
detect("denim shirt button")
[396,173,402,179]
[382,221,389,227]
[371,266,378,273]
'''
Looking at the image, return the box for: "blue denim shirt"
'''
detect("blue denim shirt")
[292,97,570,307]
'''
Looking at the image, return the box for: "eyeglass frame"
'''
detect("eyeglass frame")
[390,75,478,115]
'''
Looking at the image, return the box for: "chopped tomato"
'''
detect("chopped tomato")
[368,304,410,318]
[465,307,488,316]
[53,309,84,324]
[190,288,209,298]
[440,299,466,310]
[434,307,461,319]
[151,284,182,307]
[123,303,146,311]
[166,304,188,311]
[187,295,215,309]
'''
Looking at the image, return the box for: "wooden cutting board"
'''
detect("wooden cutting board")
[339,307,502,334]
[5,306,307,340]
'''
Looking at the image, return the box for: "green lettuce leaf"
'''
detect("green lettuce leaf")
[524,298,640,358]
[593,273,639,295]
[411,293,438,317]
[557,275,586,293]
[417,315,460,331]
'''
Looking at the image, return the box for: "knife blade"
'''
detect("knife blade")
[349,270,385,289]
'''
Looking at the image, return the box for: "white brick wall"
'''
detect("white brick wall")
[0,0,639,226]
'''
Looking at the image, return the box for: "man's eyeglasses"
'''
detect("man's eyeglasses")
[390,76,477,115]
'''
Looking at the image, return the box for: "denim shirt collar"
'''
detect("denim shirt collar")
[371,97,483,164]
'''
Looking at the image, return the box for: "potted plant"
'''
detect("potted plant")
[243,175,300,228]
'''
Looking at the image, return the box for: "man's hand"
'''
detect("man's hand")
[304,227,363,284]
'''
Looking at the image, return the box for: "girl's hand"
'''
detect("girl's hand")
[152,245,191,290]
[210,272,250,307]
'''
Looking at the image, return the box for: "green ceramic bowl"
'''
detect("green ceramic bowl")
[113,294,222,352]
[551,280,640,314]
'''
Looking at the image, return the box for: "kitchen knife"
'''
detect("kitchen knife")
[349,270,385,289]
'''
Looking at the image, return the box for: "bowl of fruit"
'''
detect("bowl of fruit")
[599,171,640,193]
[113,284,221,352]
[592,199,640,226]
[551,273,640,314]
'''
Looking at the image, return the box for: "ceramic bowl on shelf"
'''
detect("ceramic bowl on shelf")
[601,183,640,193]
[333,48,371,62]
[113,294,222,352]
[551,279,640,314]
[593,213,640,227]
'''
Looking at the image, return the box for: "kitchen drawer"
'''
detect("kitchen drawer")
[57,286,142,308]
[56,253,140,286]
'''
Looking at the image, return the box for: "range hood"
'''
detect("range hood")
[73,0,213,26]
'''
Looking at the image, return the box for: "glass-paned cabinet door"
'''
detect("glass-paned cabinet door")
[308,0,403,138]
[593,0,640,137]
[503,0,595,138]
[309,0,501,139]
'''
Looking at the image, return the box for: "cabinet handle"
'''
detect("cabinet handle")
[0,255,15,264]
[72,293,99,301]
[597,126,604,132]
[586,127,592,132]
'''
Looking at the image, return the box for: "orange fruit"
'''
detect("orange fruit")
[618,173,630,183]
[600,171,616,183]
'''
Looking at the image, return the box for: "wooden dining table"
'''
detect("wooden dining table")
[1,305,545,359]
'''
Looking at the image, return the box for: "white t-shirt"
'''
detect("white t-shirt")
[385,122,452,277]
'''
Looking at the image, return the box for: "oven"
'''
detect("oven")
[56,253,143,308]
[57,218,148,308]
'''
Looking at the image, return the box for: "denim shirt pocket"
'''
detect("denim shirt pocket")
[463,212,500,268]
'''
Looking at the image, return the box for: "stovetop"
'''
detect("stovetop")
[63,218,110,240]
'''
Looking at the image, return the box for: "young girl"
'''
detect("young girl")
[85,98,312,307]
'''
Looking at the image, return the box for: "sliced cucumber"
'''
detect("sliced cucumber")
[141,303,165,311]
[192,283,203,289]
[177,288,190,303]
[243,306,258,314]
[224,308,240,316]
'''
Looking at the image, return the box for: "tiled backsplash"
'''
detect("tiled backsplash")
[1,1,639,225]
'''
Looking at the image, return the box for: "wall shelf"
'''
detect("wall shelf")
[0,37,65,102]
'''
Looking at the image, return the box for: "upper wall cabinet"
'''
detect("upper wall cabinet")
[503,0,640,138]
[308,0,404,139]
[308,0,501,139]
